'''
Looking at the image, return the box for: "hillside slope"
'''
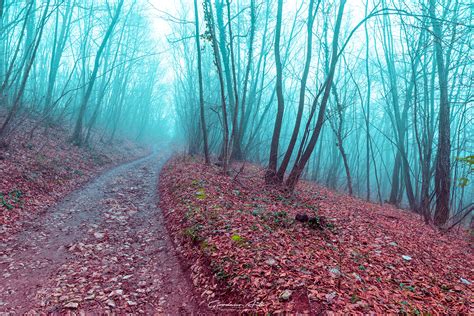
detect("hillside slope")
[0,114,148,239]
[159,156,472,314]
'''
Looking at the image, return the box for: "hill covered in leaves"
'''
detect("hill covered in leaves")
[159,156,472,314]
[0,113,149,239]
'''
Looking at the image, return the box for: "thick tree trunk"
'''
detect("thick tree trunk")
[430,0,451,227]
[225,0,240,162]
[232,0,255,161]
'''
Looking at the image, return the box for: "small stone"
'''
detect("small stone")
[326,291,337,304]
[353,273,362,282]
[64,302,79,309]
[94,232,105,239]
[109,289,123,296]
[127,300,137,306]
[84,294,95,300]
[279,290,292,301]
[402,255,412,261]
[106,299,116,308]
[265,258,277,266]
[460,278,471,285]
[329,267,341,277]
[389,242,398,246]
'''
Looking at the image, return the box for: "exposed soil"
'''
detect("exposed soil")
[0,152,208,314]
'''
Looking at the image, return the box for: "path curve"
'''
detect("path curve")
[0,152,205,314]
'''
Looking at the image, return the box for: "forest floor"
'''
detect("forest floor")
[0,113,209,313]
[1,115,472,314]
[0,151,208,314]
[159,156,473,314]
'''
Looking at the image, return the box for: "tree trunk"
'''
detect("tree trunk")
[44,0,73,116]
[204,0,230,173]
[364,0,371,201]
[71,0,124,146]
[389,152,401,205]
[215,0,235,125]
[286,0,347,192]
[232,0,255,161]
[430,0,451,227]
[276,0,318,183]
[194,0,210,164]
[265,0,284,184]
[0,0,50,139]
[225,0,240,162]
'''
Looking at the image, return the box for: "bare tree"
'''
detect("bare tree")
[203,0,230,173]
[71,0,124,146]
[286,0,347,191]
[194,0,210,164]
[430,0,451,226]
[265,0,285,185]
[0,0,51,140]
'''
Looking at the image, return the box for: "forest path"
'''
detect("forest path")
[0,151,204,314]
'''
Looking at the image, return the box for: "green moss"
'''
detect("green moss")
[195,188,207,200]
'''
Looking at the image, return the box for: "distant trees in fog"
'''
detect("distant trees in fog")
[0,0,165,145]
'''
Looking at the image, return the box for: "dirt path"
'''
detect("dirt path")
[0,152,206,314]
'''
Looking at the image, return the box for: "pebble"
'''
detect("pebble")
[279,290,292,301]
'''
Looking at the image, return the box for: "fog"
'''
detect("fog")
[0,0,472,226]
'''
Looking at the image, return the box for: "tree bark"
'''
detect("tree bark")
[71,0,124,146]
[194,0,210,164]
[44,0,73,116]
[430,0,451,226]
[204,0,230,173]
[232,0,255,161]
[0,0,50,139]
[265,0,285,184]
[286,0,347,192]
[276,0,318,183]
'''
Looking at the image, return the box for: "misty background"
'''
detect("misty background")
[0,0,472,226]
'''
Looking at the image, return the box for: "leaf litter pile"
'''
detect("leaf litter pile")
[0,113,148,239]
[159,156,473,314]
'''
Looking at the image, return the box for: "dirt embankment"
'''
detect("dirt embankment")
[159,156,472,314]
